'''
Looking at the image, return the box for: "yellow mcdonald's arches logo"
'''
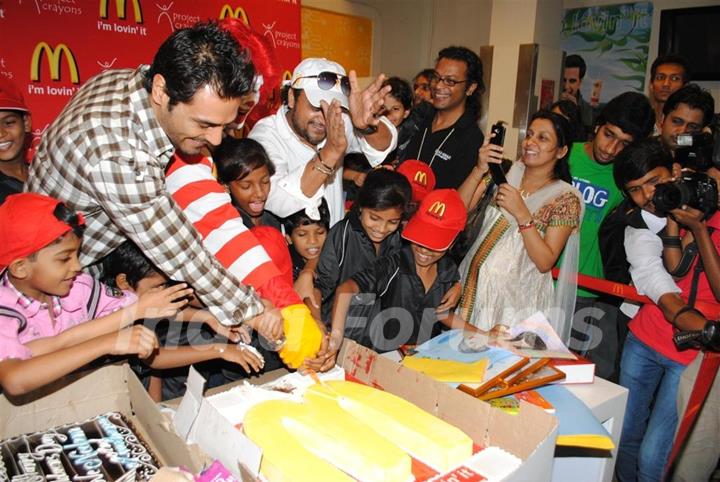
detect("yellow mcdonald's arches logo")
[30,42,80,84]
[219,4,249,25]
[282,70,293,82]
[428,201,446,217]
[99,0,143,23]
[413,171,428,186]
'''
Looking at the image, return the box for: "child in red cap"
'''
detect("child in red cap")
[397,159,437,204]
[0,193,198,395]
[316,189,477,368]
[0,78,32,205]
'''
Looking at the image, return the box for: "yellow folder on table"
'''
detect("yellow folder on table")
[402,356,489,383]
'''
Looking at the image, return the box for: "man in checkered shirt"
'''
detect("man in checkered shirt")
[25,22,265,327]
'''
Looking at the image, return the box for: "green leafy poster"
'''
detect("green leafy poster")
[561,2,653,104]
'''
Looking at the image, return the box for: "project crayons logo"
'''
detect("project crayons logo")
[99,0,143,23]
[218,4,249,25]
[30,42,79,84]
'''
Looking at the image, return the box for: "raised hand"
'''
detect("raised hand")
[320,99,348,159]
[347,71,392,131]
[478,135,503,173]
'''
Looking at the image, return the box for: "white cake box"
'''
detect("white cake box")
[173,340,558,481]
[0,364,210,474]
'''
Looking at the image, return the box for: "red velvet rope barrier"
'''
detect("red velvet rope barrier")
[550,268,720,319]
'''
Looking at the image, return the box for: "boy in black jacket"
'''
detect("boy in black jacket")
[318,189,473,366]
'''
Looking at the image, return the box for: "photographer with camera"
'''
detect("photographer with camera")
[612,138,720,482]
[659,88,720,481]
[658,83,715,164]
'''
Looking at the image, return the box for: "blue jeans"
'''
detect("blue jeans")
[616,332,686,482]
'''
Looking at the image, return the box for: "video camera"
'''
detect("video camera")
[652,170,719,220]
[676,113,720,171]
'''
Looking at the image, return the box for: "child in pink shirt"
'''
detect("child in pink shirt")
[0,193,197,395]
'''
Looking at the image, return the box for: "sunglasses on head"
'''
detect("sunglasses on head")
[294,71,351,96]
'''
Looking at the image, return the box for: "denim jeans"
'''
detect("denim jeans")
[616,332,687,482]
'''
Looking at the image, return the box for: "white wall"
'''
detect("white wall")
[303,0,492,82]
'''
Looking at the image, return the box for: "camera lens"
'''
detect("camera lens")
[652,183,683,214]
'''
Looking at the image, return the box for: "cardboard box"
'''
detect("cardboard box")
[0,364,209,474]
[175,340,559,481]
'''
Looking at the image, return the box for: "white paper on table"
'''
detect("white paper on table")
[493,311,575,359]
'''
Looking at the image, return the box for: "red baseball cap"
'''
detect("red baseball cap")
[0,193,83,268]
[397,160,436,202]
[402,189,467,251]
[0,78,29,112]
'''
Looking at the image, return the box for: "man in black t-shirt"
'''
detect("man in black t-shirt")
[400,46,484,189]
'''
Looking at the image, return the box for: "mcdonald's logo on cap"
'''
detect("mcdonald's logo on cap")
[282,70,293,82]
[219,4,250,25]
[30,42,79,84]
[428,201,446,218]
[99,0,143,22]
[414,171,428,187]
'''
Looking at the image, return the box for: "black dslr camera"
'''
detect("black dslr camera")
[676,132,716,171]
[676,114,720,171]
[652,170,718,220]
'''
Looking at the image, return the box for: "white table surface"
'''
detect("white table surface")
[550,377,629,482]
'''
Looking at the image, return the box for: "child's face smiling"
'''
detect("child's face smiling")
[228,165,271,217]
[359,207,403,245]
[411,243,446,268]
[21,232,82,300]
[289,223,327,260]
[0,111,30,164]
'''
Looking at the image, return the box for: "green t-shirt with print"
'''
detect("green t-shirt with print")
[567,142,625,298]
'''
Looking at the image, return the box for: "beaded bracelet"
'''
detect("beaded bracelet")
[518,219,535,232]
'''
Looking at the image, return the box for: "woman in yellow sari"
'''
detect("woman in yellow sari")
[456,111,583,343]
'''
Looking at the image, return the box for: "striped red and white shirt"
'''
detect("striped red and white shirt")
[166,154,300,308]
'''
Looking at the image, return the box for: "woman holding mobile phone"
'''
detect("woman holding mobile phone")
[455,110,583,342]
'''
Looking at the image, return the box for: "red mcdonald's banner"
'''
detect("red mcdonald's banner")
[0,0,301,142]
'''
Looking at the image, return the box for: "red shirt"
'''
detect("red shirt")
[629,211,720,364]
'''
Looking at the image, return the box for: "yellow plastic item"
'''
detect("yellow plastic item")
[556,434,615,450]
[305,380,473,472]
[401,356,489,383]
[243,399,412,482]
[278,304,323,369]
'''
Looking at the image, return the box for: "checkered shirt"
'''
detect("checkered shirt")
[26,67,263,325]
